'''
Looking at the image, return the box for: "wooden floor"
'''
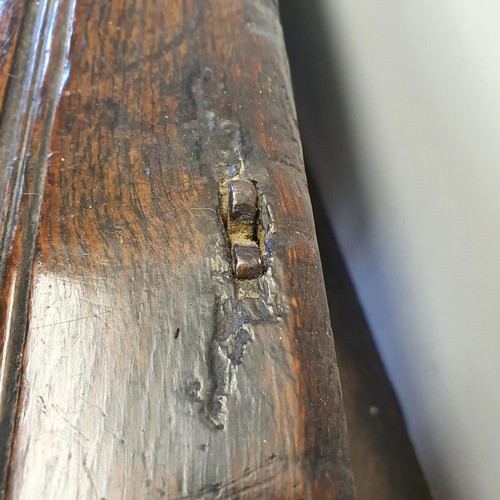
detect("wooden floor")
[310,182,431,500]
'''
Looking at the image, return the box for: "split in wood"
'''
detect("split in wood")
[220,179,264,280]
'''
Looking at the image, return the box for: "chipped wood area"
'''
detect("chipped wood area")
[0,0,354,498]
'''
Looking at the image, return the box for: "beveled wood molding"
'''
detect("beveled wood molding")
[0,0,76,495]
[0,1,354,498]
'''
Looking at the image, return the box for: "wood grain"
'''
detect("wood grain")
[0,0,354,498]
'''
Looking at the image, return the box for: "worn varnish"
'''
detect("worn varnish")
[0,0,354,498]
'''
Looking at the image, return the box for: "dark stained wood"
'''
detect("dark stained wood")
[0,0,354,498]
[0,0,23,108]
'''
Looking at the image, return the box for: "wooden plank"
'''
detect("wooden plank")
[0,0,354,497]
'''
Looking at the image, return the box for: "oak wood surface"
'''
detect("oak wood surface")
[0,0,354,498]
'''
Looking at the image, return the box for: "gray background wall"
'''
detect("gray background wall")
[281,1,500,498]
